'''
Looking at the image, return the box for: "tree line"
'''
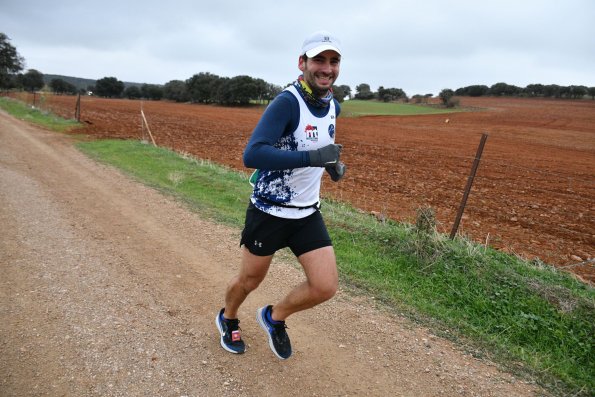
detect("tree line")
[450,82,595,100]
[355,83,595,104]
[86,73,282,105]
[90,73,354,105]
[435,82,595,108]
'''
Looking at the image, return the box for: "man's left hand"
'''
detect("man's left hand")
[325,161,346,182]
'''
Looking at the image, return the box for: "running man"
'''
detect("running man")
[216,31,346,360]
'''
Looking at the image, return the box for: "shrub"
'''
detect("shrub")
[446,97,460,108]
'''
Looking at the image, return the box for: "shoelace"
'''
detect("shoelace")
[225,318,241,332]
[272,322,289,341]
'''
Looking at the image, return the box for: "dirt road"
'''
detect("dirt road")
[0,110,543,396]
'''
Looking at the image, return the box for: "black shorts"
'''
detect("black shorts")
[240,202,332,257]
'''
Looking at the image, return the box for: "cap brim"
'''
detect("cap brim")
[305,44,342,57]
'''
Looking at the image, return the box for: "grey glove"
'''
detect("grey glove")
[308,144,343,167]
[325,161,346,182]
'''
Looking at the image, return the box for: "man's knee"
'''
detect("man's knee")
[236,248,273,294]
[238,274,264,294]
[311,280,337,302]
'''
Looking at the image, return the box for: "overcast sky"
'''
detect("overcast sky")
[2,0,594,95]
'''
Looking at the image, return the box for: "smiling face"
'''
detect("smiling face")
[298,50,341,98]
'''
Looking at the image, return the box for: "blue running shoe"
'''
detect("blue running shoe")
[215,308,245,354]
[256,305,292,359]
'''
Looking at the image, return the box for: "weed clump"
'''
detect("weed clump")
[407,206,445,266]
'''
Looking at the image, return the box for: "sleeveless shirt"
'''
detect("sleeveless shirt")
[251,85,337,219]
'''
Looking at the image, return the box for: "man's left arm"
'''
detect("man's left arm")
[325,99,346,181]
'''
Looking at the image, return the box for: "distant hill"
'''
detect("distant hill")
[43,74,96,91]
[43,74,148,91]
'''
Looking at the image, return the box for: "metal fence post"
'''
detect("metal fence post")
[450,133,488,239]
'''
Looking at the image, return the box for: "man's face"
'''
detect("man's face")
[299,50,341,97]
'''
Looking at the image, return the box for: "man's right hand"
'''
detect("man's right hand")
[308,144,343,167]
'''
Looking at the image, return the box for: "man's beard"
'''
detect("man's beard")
[306,76,332,97]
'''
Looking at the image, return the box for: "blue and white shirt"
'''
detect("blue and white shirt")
[243,85,340,219]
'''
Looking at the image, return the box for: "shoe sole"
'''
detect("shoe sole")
[215,312,243,354]
[256,306,290,360]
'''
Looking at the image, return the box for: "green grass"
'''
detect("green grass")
[0,96,80,132]
[341,99,460,117]
[3,98,593,396]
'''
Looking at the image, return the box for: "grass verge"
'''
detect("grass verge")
[78,139,593,396]
[78,139,252,226]
[0,96,80,132]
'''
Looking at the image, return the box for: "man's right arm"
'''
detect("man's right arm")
[243,94,310,170]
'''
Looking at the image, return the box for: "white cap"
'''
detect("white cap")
[301,31,342,57]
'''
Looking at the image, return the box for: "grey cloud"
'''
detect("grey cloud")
[1,0,593,94]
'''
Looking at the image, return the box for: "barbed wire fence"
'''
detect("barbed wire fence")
[323,137,594,281]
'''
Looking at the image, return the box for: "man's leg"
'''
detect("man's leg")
[224,246,273,319]
[269,246,338,321]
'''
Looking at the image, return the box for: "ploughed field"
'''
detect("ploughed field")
[40,94,595,282]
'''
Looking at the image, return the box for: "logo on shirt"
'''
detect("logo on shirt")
[328,124,335,138]
[304,124,318,141]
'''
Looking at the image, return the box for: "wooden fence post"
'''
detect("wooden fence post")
[75,93,81,121]
[140,108,157,147]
